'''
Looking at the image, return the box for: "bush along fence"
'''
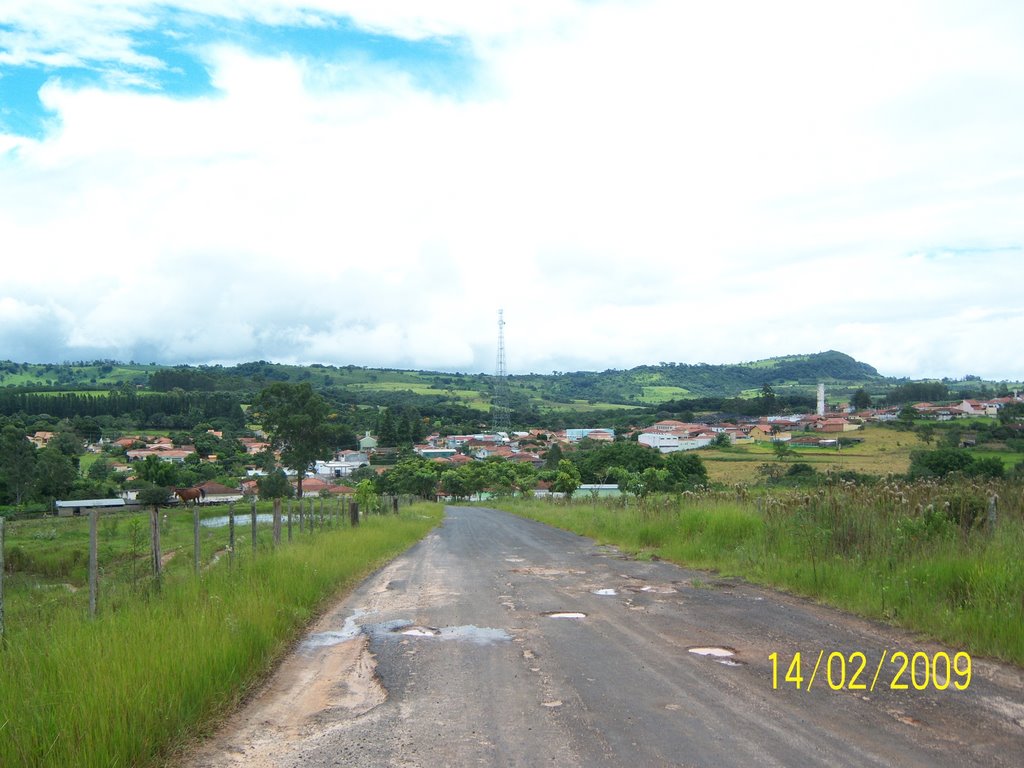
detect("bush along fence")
[0,491,418,639]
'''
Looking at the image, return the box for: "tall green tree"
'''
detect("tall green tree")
[850,388,872,410]
[252,383,334,501]
[382,457,438,497]
[257,468,294,499]
[552,459,581,499]
[758,382,778,415]
[33,447,78,501]
[376,408,397,447]
[0,425,37,505]
[441,468,472,500]
[663,451,708,490]
[574,442,661,481]
[135,454,179,487]
[543,443,564,470]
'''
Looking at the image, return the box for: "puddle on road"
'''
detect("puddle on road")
[592,588,617,596]
[300,609,368,650]
[386,621,511,645]
[542,611,587,619]
[301,611,511,649]
[395,625,441,637]
[689,646,735,657]
[689,646,745,666]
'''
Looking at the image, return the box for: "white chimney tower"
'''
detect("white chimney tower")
[817,383,826,416]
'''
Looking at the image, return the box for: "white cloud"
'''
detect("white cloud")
[2,1,1024,379]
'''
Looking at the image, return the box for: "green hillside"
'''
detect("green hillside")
[2,352,1018,425]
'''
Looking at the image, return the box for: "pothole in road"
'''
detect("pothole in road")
[385,622,512,644]
[688,646,744,665]
[626,584,676,594]
[592,588,617,596]
[542,611,587,619]
[394,625,441,637]
[511,567,587,577]
[688,646,735,657]
[300,609,368,650]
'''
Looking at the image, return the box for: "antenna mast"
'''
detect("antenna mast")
[491,309,511,435]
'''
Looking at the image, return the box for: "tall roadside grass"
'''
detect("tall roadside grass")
[492,482,1024,667]
[0,504,443,768]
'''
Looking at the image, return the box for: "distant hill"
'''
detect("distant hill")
[2,352,1018,432]
[3,350,882,406]
[521,350,884,404]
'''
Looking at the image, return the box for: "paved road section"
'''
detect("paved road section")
[185,506,1024,767]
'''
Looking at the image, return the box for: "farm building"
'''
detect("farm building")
[54,498,126,517]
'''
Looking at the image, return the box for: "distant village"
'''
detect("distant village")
[32,387,1023,515]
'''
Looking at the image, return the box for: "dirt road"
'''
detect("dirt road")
[184,506,1024,767]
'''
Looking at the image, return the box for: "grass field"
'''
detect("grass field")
[638,385,693,403]
[346,380,493,410]
[700,424,927,484]
[0,501,443,768]
[0,363,156,388]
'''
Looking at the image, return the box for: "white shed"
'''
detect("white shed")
[55,498,126,517]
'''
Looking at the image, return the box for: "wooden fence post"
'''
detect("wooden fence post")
[193,505,201,575]
[393,496,399,515]
[299,497,305,532]
[349,501,359,527]
[988,494,998,531]
[228,503,235,569]
[287,499,293,543]
[1,517,7,638]
[89,509,99,617]
[150,505,162,582]
[273,498,282,546]
[250,497,258,552]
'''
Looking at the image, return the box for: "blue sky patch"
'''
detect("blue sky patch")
[0,12,476,139]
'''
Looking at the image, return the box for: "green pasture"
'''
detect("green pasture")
[345,380,492,410]
[970,449,1024,469]
[536,399,639,413]
[638,385,692,403]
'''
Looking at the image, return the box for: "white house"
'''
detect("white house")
[637,432,713,453]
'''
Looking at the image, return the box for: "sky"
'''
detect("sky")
[2,1,1023,381]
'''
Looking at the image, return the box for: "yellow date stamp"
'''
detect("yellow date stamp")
[769,650,972,692]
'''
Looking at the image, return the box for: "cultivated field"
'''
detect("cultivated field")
[701,424,928,484]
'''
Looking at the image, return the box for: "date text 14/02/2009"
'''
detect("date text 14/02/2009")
[769,650,972,692]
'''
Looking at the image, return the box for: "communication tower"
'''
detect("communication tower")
[491,309,511,435]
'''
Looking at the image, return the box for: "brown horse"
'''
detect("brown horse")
[174,487,206,506]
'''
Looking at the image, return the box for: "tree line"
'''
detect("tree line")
[0,390,245,427]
